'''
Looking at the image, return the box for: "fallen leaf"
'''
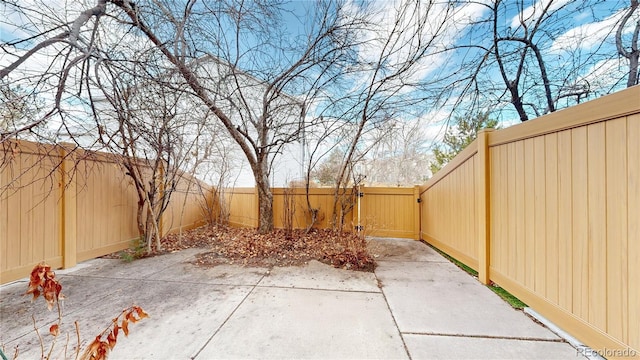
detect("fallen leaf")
[49,324,59,337]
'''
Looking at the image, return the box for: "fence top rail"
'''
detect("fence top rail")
[226,187,416,196]
[270,187,345,195]
[359,186,418,195]
[2,139,64,157]
[489,85,640,147]
[225,187,257,194]
[421,139,478,194]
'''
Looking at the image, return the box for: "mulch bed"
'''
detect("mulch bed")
[110,225,376,272]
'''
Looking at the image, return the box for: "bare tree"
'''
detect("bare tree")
[364,118,432,186]
[92,59,210,252]
[319,0,456,229]
[0,0,371,234]
[438,0,637,124]
[617,0,640,87]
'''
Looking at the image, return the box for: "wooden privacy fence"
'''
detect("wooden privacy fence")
[0,140,211,284]
[224,186,420,238]
[420,85,640,358]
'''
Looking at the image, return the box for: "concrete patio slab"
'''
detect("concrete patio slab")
[375,260,560,340]
[1,237,586,360]
[376,258,478,284]
[196,286,407,359]
[53,248,204,280]
[3,276,254,359]
[404,334,580,359]
[258,260,380,292]
[152,261,269,286]
[367,237,447,263]
[108,283,253,360]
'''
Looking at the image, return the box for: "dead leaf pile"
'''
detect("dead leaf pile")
[161,225,376,271]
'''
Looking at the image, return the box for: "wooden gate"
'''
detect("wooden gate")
[357,186,420,239]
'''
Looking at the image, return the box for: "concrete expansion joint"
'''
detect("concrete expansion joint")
[376,272,413,360]
[401,331,567,343]
[253,284,381,294]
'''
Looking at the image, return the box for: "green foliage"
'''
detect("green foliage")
[428,243,526,309]
[429,112,499,175]
[120,237,147,262]
[488,284,528,309]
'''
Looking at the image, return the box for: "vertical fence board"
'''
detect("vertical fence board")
[587,123,607,332]
[545,133,559,305]
[523,138,535,291]
[19,154,33,267]
[557,129,573,312]
[507,143,517,279]
[571,127,589,320]
[490,147,501,273]
[605,118,628,341]
[514,141,525,284]
[7,175,20,270]
[628,114,640,351]
[533,136,546,296]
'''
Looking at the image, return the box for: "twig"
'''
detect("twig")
[64,332,69,360]
[74,321,80,360]
[45,297,64,359]
[32,315,44,357]
[46,336,56,360]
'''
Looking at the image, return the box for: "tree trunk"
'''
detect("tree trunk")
[254,168,274,233]
[256,182,274,234]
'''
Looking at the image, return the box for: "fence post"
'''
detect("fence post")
[59,144,77,269]
[477,129,493,285]
[356,185,362,234]
[413,185,420,240]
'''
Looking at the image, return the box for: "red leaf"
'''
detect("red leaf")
[133,306,149,320]
[121,318,129,336]
[107,331,117,350]
[49,324,59,337]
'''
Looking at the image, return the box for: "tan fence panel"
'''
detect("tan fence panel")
[272,187,349,230]
[1,141,64,283]
[360,186,419,239]
[75,154,139,263]
[420,144,479,269]
[225,188,258,228]
[487,93,640,355]
[421,86,640,357]
[162,174,210,236]
[230,186,424,235]
[1,141,212,284]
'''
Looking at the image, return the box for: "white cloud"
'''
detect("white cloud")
[577,58,629,92]
[549,9,629,53]
[510,0,572,29]
[343,0,489,90]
